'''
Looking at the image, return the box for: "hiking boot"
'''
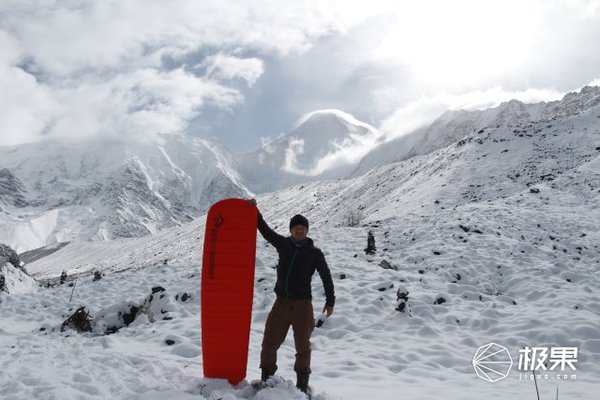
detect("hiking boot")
[296,372,310,393]
[261,368,274,382]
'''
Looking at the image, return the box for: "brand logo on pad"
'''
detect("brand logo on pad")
[207,213,225,279]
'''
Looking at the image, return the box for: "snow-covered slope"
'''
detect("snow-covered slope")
[238,109,381,193]
[0,134,250,253]
[9,86,599,399]
[0,243,37,295]
[0,261,37,295]
[354,86,600,176]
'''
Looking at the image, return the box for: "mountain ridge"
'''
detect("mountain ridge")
[0,134,251,252]
[23,86,600,279]
[353,86,600,176]
[2,87,599,254]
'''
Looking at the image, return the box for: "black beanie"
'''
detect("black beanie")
[289,214,309,230]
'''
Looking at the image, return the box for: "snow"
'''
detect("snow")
[2,194,599,398]
[1,88,600,399]
[0,262,37,295]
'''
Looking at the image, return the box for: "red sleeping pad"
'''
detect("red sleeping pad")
[201,198,257,384]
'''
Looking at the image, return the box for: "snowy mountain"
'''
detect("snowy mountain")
[5,89,597,255]
[6,85,598,400]
[17,86,600,279]
[0,134,250,253]
[237,109,382,193]
[354,86,600,176]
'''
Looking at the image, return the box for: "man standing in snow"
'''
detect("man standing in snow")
[247,199,335,395]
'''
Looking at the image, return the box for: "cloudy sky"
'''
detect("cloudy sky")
[1,0,599,153]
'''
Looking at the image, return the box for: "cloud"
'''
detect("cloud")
[199,54,264,86]
[46,68,242,143]
[0,31,59,145]
[282,137,307,174]
[1,0,599,151]
[0,0,381,146]
[282,131,382,177]
[0,65,59,146]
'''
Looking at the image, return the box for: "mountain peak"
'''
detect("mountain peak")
[238,109,382,192]
[298,109,375,128]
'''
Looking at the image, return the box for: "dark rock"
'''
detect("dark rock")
[121,305,141,326]
[379,259,397,271]
[396,289,409,301]
[364,231,376,255]
[0,169,28,208]
[395,288,409,313]
[176,292,191,302]
[61,307,92,333]
[0,244,21,268]
[433,297,447,305]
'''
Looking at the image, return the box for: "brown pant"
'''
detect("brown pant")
[260,297,315,374]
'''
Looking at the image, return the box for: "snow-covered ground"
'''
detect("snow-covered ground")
[1,195,599,399]
[2,89,599,399]
[3,173,600,398]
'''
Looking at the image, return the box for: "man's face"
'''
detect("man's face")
[290,225,308,241]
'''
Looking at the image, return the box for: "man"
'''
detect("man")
[248,199,335,395]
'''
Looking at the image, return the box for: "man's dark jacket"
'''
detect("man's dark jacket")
[258,213,335,307]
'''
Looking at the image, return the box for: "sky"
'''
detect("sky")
[1,0,599,154]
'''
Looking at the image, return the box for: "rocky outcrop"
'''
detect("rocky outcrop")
[0,169,27,209]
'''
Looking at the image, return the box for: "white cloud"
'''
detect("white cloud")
[282,138,306,174]
[1,0,381,76]
[0,0,598,150]
[200,54,264,86]
[0,0,386,146]
[45,68,242,143]
[0,30,60,145]
[0,65,59,145]
[300,132,380,176]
